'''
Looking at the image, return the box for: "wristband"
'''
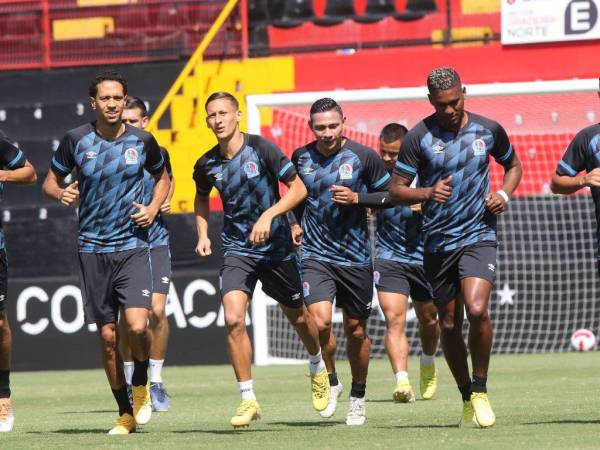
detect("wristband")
[497,190,509,203]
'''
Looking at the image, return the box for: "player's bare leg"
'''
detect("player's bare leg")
[223,290,261,429]
[280,304,329,411]
[413,301,440,399]
[344,314,370,425]
[379,292,414,403]
[0,312,13,432]
[462,277,495,427]
[117,309,134,404]
[149,292,169,411]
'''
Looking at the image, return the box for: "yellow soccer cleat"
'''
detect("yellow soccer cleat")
[230,400,262,429]
[132,384,152,426]
[310,368,330,411]
[471,392,496,428]
[420,362,437,400]
[0,398,14,432]
[461,400,475,427]
[107,413,136,435]
[393,378,415,403]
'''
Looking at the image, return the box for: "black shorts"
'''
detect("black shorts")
[150,245,171,295]
[302,259,373,320]
[374,259,433,302]
[220,255,303,308]
[79,248,152,324]
[424,241,497,306]
[0,250,6,313]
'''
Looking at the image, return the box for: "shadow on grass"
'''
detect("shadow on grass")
[523,419,600,425]
[366,398,430,403]
[173,429,279,435]
[267,421,342,427]
[375,424,459,429]
[59,410,114,414]
[27,429,109,435]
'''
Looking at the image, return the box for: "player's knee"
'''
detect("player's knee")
[466,302,489,321]
[347,323,368,341]
[224,312,246,332]
[440,316,456,333]
[0,311,7,329]
[128,321,147,336]
[421,314,438,329]
[150,304,166,324]
[99,326,117,347]
[313,316,332,332]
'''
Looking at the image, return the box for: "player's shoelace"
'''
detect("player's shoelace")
[312,375,328,400]
[151,384,169,402]
[235,400,256,416]
[347,398,364,418]
[0,402,9,421]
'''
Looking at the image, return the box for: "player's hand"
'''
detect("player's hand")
[130,202,157,228]
[250,212,273,246]
[410,202,422,214]
[486,192,507,215]
[330,185,358,205]
[428,176,452,203]
[160,201,171,214]
[582,168,600,187]
[59,181,79,206]
[291,223,303,247]
[195,236,212,256]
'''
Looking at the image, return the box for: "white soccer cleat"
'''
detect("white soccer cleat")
[345,396,366,426]
[0,398,14,432]
[319,382,343,418]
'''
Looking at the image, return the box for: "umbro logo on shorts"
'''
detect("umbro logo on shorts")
[0,294,4,302]
[291,292,301,301]
[141,289,150,297]
[161,276,170,284]
[488,264,495,272]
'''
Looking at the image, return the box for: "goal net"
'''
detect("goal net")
[247,79,600,365]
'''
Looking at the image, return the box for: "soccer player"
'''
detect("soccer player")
[389,68,522,428]
[551,80,600,275]
[42,71,169,435]
[291,98,390,425]
[330,123,440,403]
[193,91,329,429]
[0,133,37,432]
[119,96,174,412]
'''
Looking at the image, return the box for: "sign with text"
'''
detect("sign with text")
[501,0,600,44]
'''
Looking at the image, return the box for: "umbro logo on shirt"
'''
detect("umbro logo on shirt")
[302,167,314,175]
[214,172,223,181]
[432,144,445,154]
[141,289,150,297]
[85,151,97,160]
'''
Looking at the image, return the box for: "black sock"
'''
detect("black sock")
[328,371,339,387]
[471,375,487,393]
[350,380,366,398]
[0,369,9,398]
[112,386,133,416]
[132,358,149,387]
[459,381,472,402]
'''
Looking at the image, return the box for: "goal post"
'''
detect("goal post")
[249,78,600,366]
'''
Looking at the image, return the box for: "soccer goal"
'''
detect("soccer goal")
[248,79,600,366]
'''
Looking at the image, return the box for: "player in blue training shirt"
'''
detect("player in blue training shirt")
[119,96,174,412]
[551,79,600,274]
[193,91,329,429]
[389,68,522,428]
[42,71,170,435]
[291,98,390,426]
[0,133,37,433]
[330,123,440,404]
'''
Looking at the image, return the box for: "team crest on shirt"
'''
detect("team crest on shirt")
[124,148,139,165]
[472,139,487,156]
[244,161,260,178]
[338,163,353,180]
[303,281,310,297]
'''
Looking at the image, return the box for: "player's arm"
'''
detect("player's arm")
[193,158,213,256]
[331,187,394,208]
[0,161,36,185]
[551,130,595,195]
[486,124,523,215]
[0,139,37,185]
[160,148,175,214]
[42,134,79,206]
[131,136,169,228]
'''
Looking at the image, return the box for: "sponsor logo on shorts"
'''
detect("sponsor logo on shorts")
[303,281,310,297]
[338,163,353,180]
[85,151,97,160]
[488,264,495,272]
[244,161,260,178]
[124,148,139,165]
[472,139,487,156]
[141,289,150,297]
[161,276,170,284]
[373,271,380,284]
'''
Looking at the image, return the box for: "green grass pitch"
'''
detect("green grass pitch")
[2,352,598,449]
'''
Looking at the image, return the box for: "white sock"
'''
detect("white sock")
[395,371,409,383]
[149,359,164,383]
[308,351,326,375]
[420,353,435,367]
[123,361,134,385]
[239,380,256,401]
